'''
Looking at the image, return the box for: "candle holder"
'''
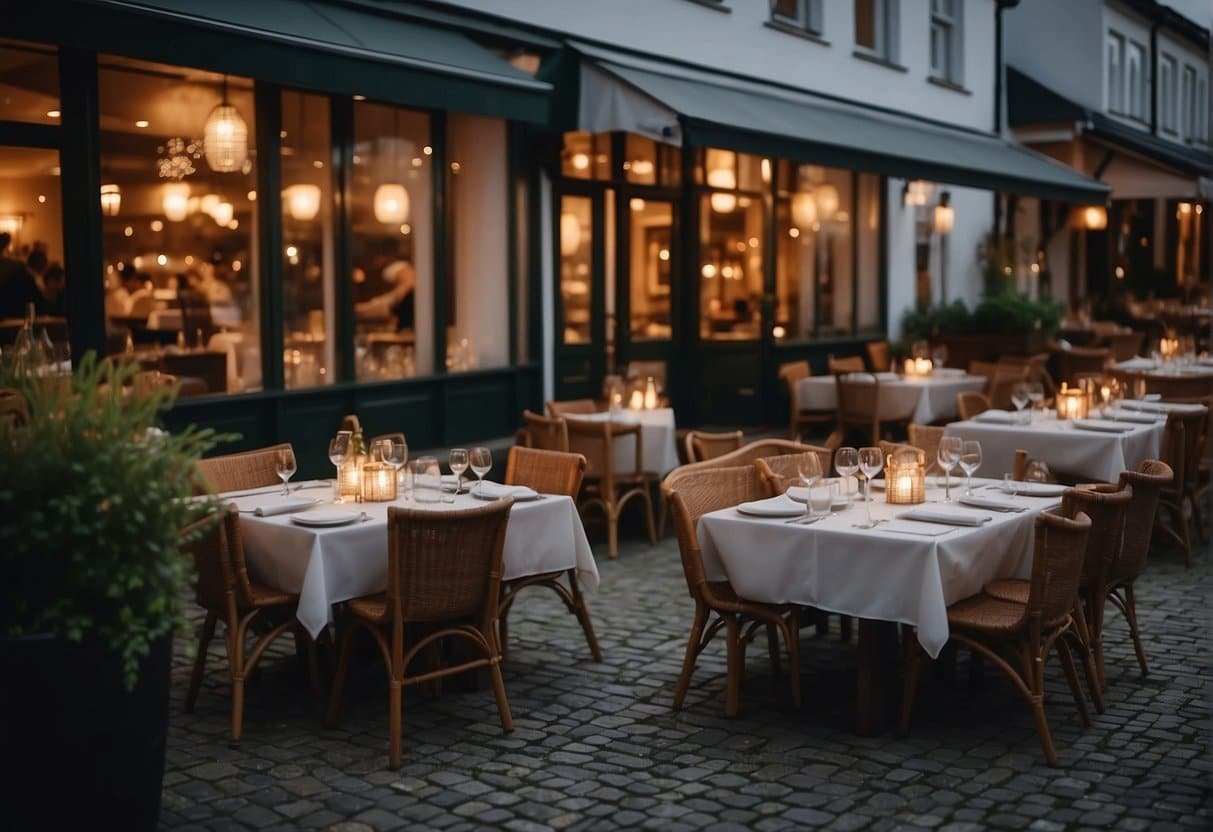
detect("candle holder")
[339,454,367,501]
[643,376,659,409]
[1055,384,1088,420]
[885,447,926,505]
[361,461,397,502]
[1159,336,1179,361]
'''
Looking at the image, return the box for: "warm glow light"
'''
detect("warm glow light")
[100,183,121,217]
[184,255,194,265]
[904,180,931,206]
[1178,202,1192,214]
[46,110,60,119]
[162,183,190,222]
[815,184,839,219]
[721,265,735,279]
[630,198,646,212]
[1115,266,1125,279]
[283,183,321,222]
[571,152,590,171]
[247,190,257,201]
[422,145,433,155]
[630,159,655,177]
[232,259,242,271]
[701,263,717,279]
[210,201,234,227]
[559,212,582,256]
[658,248,670,261]
[199,194,220,216]
[135,120,149,128]
[1082,205,1108,230]
[1056,386,1088,420]
[228,219,239,230]
[710,192,737,213]
[788,227,800,238]
[204,100,249,172]
[772,325,786,338]
[761,158,772,183]
[156,254,167,266]
[933,203,955,234]
[399,223,411,235]
[123,226,134,237]
[706,148,737,213]
[0,216,21,236]
[373,183,410,224]
[285,245,298,258]
[792,191,818,228]
[150,219,163,232]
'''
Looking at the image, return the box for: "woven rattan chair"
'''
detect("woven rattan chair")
[827,354,866,375]
[520,410,569,452]
[778,360,835,440]
[1101,331,1145,362]
[836,373,884,445]
[907,424,945,474]
[182,506,319,741]
[665,466,801,716]
[900,508,1095,765]
[1156,406,1209,563]
[865,340,892,373]
[325,500,515,769]
[1053,346,1112,386]
[685,429,744,464]
[499,447,601,662]
[195,443,294,495]
[988,363,1030,410]
[754,450,827,495]
[956,391,991,421]
[566,416,657,557]
[1145,374,1213,402]
[546,398,599,417]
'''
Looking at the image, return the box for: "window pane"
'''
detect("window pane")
[352,101,432,380]
[855,0,877,49]
[629,199,673,341]
[772,0,799,20]
[99,56,259,396]
[561,131,611,180]
[699,194,763,341]
[559,195,592,344]
[856,173,881,335]
[0,39,58,126]
[624,134,657,185]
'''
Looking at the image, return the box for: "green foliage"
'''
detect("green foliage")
[974,294,1064,336]
[0,353,230,689]
[977,233,1023,298]
[900,300,974,340]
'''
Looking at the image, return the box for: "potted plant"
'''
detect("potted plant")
[0,354,223,830]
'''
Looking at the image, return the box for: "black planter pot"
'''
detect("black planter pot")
[0,632,172,831]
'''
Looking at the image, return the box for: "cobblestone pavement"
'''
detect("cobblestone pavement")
[161,516,1211,831]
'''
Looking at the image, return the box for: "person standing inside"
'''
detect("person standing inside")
[0,232,41,321]
[39,263,67,317]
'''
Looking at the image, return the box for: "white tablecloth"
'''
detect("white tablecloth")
[796,374,986,424]
[698,478,1062,657]
[1114,359,1213,378]
[228,490,598,638]
[944,413,1164,483]
[569,408,680,475]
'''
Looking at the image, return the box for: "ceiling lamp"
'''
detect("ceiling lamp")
[100,183,121,217]
[373,184,409,225]
[210,201,234,227]
[1081,205,1108,230]
[706,148,737,213]
[559,212,582,256]
[630,159,655,178]
[815,183,839,220]
[791,191,817,229]
[199,193,220,217]
[204,77,249,173]
[903,179,931,206]
[933,191,955,235]
[162,183,190,222]
[283,184,321,222]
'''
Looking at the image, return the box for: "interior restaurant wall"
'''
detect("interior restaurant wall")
[1003,0,1104,110]
[0,172,63,263]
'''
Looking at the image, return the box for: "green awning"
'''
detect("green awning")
[570,43,1109,204]
[11,0,551,122]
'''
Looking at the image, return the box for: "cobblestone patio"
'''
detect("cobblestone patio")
[161,520,1211,831]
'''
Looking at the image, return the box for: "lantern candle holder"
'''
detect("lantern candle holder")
[1055,384,1088,420]
[1159,336,1179,361]
[361,461,397,502]
[903,357,933,377]
[339,455,367,501]
[643,376,659,409]
[885,448,926,505]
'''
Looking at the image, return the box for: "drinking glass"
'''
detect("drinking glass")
[448,448,469,497]
[1027,382,1044,422]
[1024,460,1051,483]
[380,439,408,495]
[470,447,493,496]
[1011,382,1030,424]
[833,447,859,505]
[807,480,835,520]
[937,436,963,502]
[275,447,296,496]
[855,446,883,529]
[328,432,351,503]
[959,440,982,496]
[413,457,441,503]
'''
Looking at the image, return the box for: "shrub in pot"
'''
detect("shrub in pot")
[0,354,223,830]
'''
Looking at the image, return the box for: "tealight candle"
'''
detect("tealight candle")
[643,377,658,410]
[1055,384,1088,420]
[361,462,397,502]
[885,448,926,504]
[629,389,644,410]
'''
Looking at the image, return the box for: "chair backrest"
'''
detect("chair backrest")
[505,446,586,497]
[1113,460,1173,582]
[546,398,599,417]
[662,438,809,492]
[386,500,512,625]
[521,410,569,452]
[754,450,826,495]
[987,363,1030,409]
[1063,484,1133,588]
[836,373,880,442]
[685,429,744,463]
[1054,346,1112,386]
[195,442,294,494]
[565,416,640,488]
[178,287,215,341]
[956,390,991,421]
[1027,508,1092,629]
[1102,331,1145,362]
[1145,374,1213,402]
[180,505,256,611]
[779,361,811,424]
[665,466,765,600]
[907,424,944,472]
[827,354,866,375]
[865,340,891,373]
[1161,406,1208,495]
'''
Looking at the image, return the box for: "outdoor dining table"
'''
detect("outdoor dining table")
[567,407,681,475]
[1114,357,1213,378]
[697,477,1065,733]
[222,486,598,638]
[944,410,1166,483]
[796,371,986,424]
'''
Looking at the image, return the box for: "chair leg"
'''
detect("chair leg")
[1029,691,1058,766]
[1070,602,1104,714]
[1055,637,1092,728]
[1123,584,1149,677]
[487,659,514,734]
[673,602,707,712]
[567,570,603,662]
[499,607,511,661]
[899,636,923,734]
[1090,585,1108,688]
[785,609,801,709]
[185,611,216,713]
[388,679,402,770]
[229,619,249,742]
[642,491,657,545]
[607,503,619,559]
[766,623,782,678]
[324,624,357,728]
[723,616,746,718]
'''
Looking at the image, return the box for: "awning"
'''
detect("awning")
[10,0,552,123]
[561,43,1109,204]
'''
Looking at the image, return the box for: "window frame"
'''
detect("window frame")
[1160,53,1177,135]
[1107,31,1125,114]
[1126,39,1147,122]
[1181,64,1196,141]
[853,0,900,66]
[928,0,963,86]
[770,0,824,37]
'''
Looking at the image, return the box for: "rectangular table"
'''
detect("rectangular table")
[226,489,598,638]
[944,412,1165,483]
[567,407,680,475]
[796,372,986,424]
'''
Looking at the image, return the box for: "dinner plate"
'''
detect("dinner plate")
[291,509,363,527]
[736,495,805,518]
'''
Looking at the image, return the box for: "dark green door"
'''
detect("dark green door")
[553,187,605,401]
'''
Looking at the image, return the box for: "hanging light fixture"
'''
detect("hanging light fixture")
[815,183,840,220]
[1079,205,1108,230]
[283,184,321,222]
[559,213,582,256]
[706,148,737,213]
[791,191,817,229]
[374,110,410,225]
[100,183,121,217]
[210,200,235,227]
[204,76,249,173]
[933,191,955,234]
[162,182,190,222]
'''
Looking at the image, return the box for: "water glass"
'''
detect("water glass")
[412,457,441,503]
[328,432,351,503]
[448,448,469,500]
[1011,382,1030,424]
[959,440,982,496]
[937,436,963,502]
[855,446,883,528]
[470,447,492,496]
[275,447,296,496]
[1024,460,1051,483]
[1027,382,1044,422]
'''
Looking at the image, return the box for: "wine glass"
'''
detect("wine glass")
[448,448,469,496]
[275,447,297,496]
[470,447,493,496]
[938,436,963,502]
[328,432,351,504]
[1027,382,1044,423]
[959,440,982,496]
[834,447,859,506]
[1011,382,1030,424]
[380,438,408,494]
[1024,460,1051,483]
[855,446,884,529]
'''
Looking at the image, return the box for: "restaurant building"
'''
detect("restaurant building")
[2,0,1111,462]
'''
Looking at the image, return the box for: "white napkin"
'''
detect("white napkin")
[898,508,991,526]
[473,481,540,501]
[1003,481,1068,497]
[244,496,321,517]
[973,409,1015,424]
[1104,410,1162,424]
[933,367,966,377]
[959,496,1024,512]
[1118,357,1156,370]
[736,494,805,517]
[1072,419,1134,433]
[874,372,899,381]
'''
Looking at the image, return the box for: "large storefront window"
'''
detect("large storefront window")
[351,101,432,380]
[0,39,59,125]
[561,131,611,181]
[559,194,592,344]
[628,199,673,341]
[698,148,766,341]
[99,56,259,396]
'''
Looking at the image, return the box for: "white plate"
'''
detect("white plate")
[737,495,805,518]
[291,509,363,527]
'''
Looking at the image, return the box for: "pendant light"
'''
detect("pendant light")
[100,183,121,217]
[284,184,321,222]
[162,182,190,222]
[204,76,249,173]
[374,107,410,225]
[791,191,817,229]
[706,148,737,214]
[210,200,235,227]
[559,212,582,256]
[815,183,840,220]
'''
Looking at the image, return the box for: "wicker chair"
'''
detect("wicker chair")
[956,391,991,421]
[827,354,866,374]
[520,410,569,452]
[499,447,601,662]
[778,360,835,441]
[566,417,657,557]
[1156,406,1209,564]
[182,506,319,741]
[325,500,515,769]
[665,466,801,716]
[1053,346,1112,386]
[900,508,1095,765]
[195,443,294,495]
[988,363,1030,410]
[753,450,828,495]
[546,398,599,417]
[1144,374,1213,402]
[1101,331,1145,362]
[685,429,744,464]
[836,373,884,445]
[907,424,945,474]
[865,340,891,373]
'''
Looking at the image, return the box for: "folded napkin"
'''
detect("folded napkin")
[932,367,966,377]
[1002,481,1068,497]
[244,496,321,517]
[1072,419,1135,434]
[874,371,899,381]
[736,494,805,517]
[1117,357,1156,370]
[897,508,991,526]
[1104,410,1161,425]
[473,481,540,501]
[959,496,1024,512]
[973,409,1015,424]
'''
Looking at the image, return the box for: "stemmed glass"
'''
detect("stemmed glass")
[1011,382,1030,425]
[470,447,492,496]
[1024,460,1051,483]
[959,440,982,496]
[328,432,351,503]
[1027,382,1044,423]
[853,447,883,529]
[833,447,859,506]
[938,436,963,502]
[275,447,296,496]
[448,448,469,496]
[376,438,408,495]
